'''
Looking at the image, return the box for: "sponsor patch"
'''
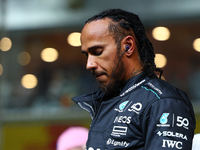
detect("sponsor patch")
[111,126,127,137]
[148,82,163,95]
[128,102,142,114]
[114,116,131,124]
[107,138,130,147]
[120,79,146,96]
[157,131,187,140]
[162,139,182,149]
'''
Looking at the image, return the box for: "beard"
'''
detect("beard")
[99,52,126,99]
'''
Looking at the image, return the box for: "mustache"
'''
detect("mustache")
[92,70,107,78]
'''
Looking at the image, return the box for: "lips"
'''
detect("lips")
[93,71,107,78]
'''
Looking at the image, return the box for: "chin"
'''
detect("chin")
[97,79,109,88]
[99,82,108,91]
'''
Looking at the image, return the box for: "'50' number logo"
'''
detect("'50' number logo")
[176,116,189,129]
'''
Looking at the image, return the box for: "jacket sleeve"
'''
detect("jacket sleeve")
[142,98,196,150]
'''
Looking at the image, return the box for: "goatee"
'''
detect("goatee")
[100,56,126,100]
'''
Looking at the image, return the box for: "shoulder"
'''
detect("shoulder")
[128,77,194,117]
[138,78,195,126]
[135,77,190,105]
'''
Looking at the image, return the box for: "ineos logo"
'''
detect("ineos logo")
[114,116,131,124]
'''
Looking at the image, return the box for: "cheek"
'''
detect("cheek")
[105,57,119,75]
[99,45,119,72]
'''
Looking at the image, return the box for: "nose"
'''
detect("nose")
[86,55,97,70]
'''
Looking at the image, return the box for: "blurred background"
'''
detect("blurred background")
[0,0,200,149]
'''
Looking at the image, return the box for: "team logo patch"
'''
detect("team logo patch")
[119,101,129,110]
[160,113,169,124]
[114,101,131,112]
[157,113,170,127]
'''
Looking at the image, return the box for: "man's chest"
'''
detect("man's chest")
[86,99,144,150]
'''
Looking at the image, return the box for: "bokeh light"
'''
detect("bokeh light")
[155,54,167,68]
[67,32,81,47]
[21,74,38,89]
[18,52,31,65]
[152,27,170,41]
[41,48,58,62]
[0,64,3,75]
[0,37,12,51]
[193,38,200,52]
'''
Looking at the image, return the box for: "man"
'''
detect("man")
[72,9,196,150]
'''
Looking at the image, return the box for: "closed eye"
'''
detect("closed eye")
[93,48,103,56]
[89,46,103,56]
[82,45,104,57]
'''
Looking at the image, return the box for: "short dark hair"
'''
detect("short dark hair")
[86,8,162,77]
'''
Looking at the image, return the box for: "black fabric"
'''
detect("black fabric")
[72,72,196,150]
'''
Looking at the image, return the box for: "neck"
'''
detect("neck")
[122,49,143,81]
[128,68,143,79]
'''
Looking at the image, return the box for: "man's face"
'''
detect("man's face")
[81,18,126,93]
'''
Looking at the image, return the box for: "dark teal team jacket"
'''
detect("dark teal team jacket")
[72,72,196,150]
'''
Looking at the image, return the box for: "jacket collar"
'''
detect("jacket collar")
[119,71,152,97]
[72,71,156,103]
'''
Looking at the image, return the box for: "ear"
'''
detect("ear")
[121,35,136,57]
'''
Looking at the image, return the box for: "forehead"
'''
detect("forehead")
[82,18,110,37]
[81,18,113,50]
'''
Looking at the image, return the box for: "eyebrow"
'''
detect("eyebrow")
[82,45,104,54]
